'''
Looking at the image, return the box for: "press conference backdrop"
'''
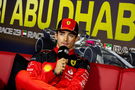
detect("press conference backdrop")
[0,0,135,54]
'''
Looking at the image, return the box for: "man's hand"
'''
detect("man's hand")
[54,58,68,75]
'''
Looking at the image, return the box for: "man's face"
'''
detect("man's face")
[55,30,78,49]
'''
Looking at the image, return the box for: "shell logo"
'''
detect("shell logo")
[43,64,52,72]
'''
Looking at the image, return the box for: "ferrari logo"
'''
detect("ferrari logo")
[67,21,71,25]
[43,64,52,72]
[71,60,76,66]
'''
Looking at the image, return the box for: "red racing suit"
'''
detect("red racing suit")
[16,47,90,90]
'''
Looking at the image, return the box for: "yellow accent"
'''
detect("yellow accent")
[37,0,54,29]
[24,0,38,27]
[115,3,135,41]
[0,0,2,20]
[67,21,71,25]
[75,1,94,35]
[43,64,52,72]
[57,0,74,26]
[0,0,7,23]
[10,0,23,26]
[91,1,113,39]
[71,60,76,66]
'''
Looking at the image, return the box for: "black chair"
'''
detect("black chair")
[35,30,56,53]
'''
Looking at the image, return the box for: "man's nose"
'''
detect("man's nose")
[64,35,68,41]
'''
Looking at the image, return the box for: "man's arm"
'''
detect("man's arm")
[54,58,68,75]
[26,61,57,83]
[67,68,89,90]
[26,61,42,78]
[65,59,90,90]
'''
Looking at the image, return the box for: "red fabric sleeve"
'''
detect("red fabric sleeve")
[26,61,42,78]
[66,68,89,90]
[26,61,57,83]
[15,70,59,90]
[39,62,57,83]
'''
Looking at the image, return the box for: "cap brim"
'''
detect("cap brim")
[57,29,77,35]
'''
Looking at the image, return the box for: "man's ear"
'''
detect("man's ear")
[75,36,79,42]
[55,33,58,40]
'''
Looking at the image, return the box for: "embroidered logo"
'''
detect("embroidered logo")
[70,60,76,66]
[68,69,73,75]
[66,21,71,25]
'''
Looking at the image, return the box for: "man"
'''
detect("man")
[16,18,90,90]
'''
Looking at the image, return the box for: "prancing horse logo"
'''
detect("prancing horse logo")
[66,21,71,25]
[71,60,76,66]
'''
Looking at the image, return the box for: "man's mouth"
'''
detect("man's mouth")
[62,43,68,46]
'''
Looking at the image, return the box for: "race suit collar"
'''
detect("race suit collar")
[53,46,75,55]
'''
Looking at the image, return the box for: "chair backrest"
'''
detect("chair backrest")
[84,63,135,90]
[0,51,16,85]
[84,63,122,90]
[118,68,135,90]
[0,51,32,89]
[35,30,56,53]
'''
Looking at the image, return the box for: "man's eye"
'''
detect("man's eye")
[59,33,64,35]
[69,34,75,38]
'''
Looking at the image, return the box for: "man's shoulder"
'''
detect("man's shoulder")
[70,53,86,61]
[30,49,57,63]
[68,53,89,69]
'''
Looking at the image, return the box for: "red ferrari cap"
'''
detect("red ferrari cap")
[57,18,79,35]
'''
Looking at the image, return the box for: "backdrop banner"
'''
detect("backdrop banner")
[0,0,135,54]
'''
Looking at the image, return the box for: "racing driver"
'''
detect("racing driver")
[15,18,90,90]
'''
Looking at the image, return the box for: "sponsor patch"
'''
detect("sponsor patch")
[43,64,52,72]
[70,60,76,66]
